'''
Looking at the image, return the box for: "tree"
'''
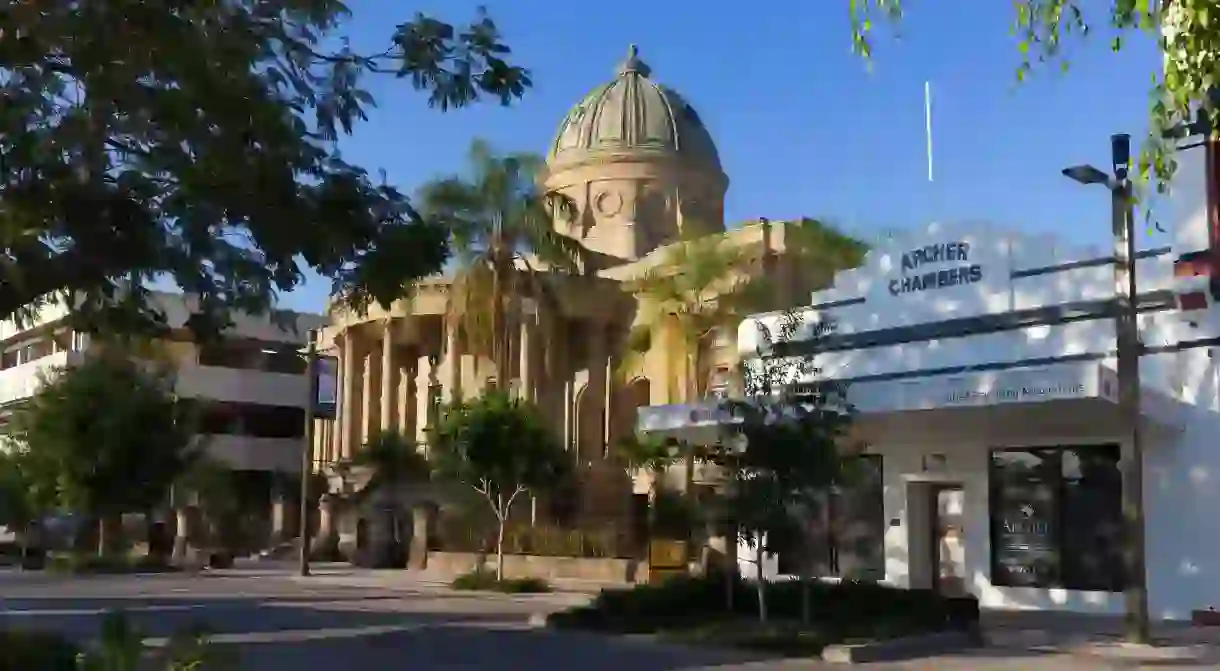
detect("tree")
[713,310,853,623]
[0,2,532,336]
[174,456,241,552]
[781,217,869,299]
[622,228,769,526]
[429,391,569,580]
[418,139,589,386]
[352,429,432,491]
[624,229,764,405]
[611,432,679,502]
[847,1,1213,188]
[0,451,40,548]
[8,350,202,555]
[610,432,681,535]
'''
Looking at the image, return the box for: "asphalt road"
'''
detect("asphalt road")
[0,567,785,671]
[3,567,1213,670]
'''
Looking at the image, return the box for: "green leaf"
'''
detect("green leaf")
[0,2,531,337]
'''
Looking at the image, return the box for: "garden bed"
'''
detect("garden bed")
[545,574,979,658]
[451,569,554,594]
[45,552,180,575]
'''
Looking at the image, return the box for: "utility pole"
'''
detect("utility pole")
[299,329,318,577]
[1062,133,1149,643]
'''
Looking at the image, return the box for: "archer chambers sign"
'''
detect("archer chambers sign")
[888,241,984,297]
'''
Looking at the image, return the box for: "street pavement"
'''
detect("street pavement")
[2,565,1219,670]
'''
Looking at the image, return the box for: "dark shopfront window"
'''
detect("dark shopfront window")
[775,455,886,581]
[989,444,1124,592]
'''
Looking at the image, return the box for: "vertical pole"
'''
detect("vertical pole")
[1111,133,1149,643]
[299,329,318,577]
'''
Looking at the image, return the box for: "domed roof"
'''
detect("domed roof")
[547,45,721,170]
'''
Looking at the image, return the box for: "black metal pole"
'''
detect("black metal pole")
[299,330,318,577]
[1110,133,1150,643]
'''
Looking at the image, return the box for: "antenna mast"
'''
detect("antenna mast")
[925,81,935,183]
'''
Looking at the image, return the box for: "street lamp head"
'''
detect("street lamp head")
[1062,164,1111,186]
[1111,133,1131,171]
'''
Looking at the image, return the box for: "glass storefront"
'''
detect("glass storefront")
[989,444,1124,592]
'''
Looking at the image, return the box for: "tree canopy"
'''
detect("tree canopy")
[418,139,588,384]
[7,351,202,519]
[0,1,530,337]
[848,1,1216,188]
[429,390,569,579]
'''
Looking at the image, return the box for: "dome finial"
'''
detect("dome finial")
[618,43,651,77]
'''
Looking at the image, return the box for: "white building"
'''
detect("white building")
[639,140,1220,620]
[0,291,325,476]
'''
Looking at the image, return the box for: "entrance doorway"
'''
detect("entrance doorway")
[929,484,967,596]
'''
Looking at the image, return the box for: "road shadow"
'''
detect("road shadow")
[226,624,772,671]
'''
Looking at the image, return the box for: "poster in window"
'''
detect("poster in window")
[992,482,1058,586]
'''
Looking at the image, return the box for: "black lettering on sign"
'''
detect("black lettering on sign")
[888,240,983,296]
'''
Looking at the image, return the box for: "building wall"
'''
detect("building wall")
[732,221,1220,620]
[0,291,325,474]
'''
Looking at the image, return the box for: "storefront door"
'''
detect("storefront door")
[930,484,967,596]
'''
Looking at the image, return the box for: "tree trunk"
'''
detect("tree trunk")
[495,518,506,581]
[800,573,812,625]
[97,517,108,557]
[490,247,505,386]
[755,542,768,623]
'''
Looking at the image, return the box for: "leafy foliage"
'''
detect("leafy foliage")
[611,432,679,476]
[0,2,531,336]
[8,351,202,521]
[431,391,568,501]
[624,228,767,403]
[77,610,230,671]
[430,391,569,578]
[418,139,589,383]
[848,0,1217,194]
[0,450,37,532]
[547,573,979,637]
[351,429,431,490]
[451,568,553,593]
[781,218,869,297]
[711,310,853,621]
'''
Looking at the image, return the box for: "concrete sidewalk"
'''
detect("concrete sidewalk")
[974,610,1220,667]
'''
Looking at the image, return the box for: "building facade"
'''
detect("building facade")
[0,291,324,477]
[312,47,835,524]
[641,132,1220,620]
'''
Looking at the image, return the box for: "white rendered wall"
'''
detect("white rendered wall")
[736,222,1220,619]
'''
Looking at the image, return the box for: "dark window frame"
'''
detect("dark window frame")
[988,443,1124,593]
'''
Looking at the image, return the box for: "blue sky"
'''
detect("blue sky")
[276,0,1163,312]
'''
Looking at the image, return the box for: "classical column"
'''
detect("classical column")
[360,347,376,446]
[443,323,461,402]
[415,354,433,446]
[380,320,395,433]
[603,329,618,453]
[586,322,608,460]
[339,332,357,461]
[519,319,534,401]
[399,349,417,441]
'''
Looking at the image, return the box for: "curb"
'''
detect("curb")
[821,630,980,664]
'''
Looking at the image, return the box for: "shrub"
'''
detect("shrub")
[451,569,553,594]
[549,574,979,636]
[0,629,81,671]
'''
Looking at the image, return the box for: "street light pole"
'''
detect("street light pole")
[1062,133,1149,643]
[299,329,318,577]
[1110,135,1150,644]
